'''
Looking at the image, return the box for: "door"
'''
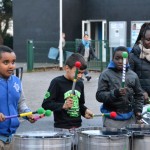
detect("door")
[82,20,91,38]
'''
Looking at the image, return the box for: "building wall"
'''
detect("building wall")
[63,0,83,41]
[13,0,150,61]
[13,0,59,61]
[13,0,83,61]
[83,0,150,42]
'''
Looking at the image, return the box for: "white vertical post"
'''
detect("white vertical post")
[102,20,106,62]
[82,21,85,38]
[59,0,63,68]
[87,21,91,38]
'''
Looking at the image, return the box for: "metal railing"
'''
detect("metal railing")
[26,39,112,72]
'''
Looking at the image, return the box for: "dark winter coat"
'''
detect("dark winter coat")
[129,44,150,96]
[96,67,144,114]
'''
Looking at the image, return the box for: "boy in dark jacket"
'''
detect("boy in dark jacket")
[96,46,144,128]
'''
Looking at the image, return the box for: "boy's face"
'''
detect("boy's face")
[142,30,150,49]
[84,35,89,41]
[0,52,16,78]
[113,51,128,71]
[65,66,85,81]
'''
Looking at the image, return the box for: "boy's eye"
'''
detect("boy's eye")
[3,60,9,65]
[115,57,120,60]
[145,38,150,41]
[3,60,16,65]
[12,60,16,64]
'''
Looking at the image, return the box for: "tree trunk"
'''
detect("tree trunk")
[0,34,4,45]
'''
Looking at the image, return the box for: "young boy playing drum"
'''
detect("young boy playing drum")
[96,46,144,128]
[42,53,94,149]
[0,45,35,150]
[42,53,93,129]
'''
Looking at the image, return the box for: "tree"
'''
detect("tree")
[0,0,12,45]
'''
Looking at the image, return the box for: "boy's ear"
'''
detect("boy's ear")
[64,65,69,71]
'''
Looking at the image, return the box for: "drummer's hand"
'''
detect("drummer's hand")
[63,98,73,110]
[0,113,5,122]
[135,112,143,124]
[136,119,144,124]
[119,88,127,96]
[135,112,142,120]
[114,87,127,97]
[143,92,149,100]
[84,109,94,119]
[27,115,36,123]
[143,92,149,104]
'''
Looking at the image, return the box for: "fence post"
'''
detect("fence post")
[27,40,34,72]
[99,40,103,71]
[105,40,110,67]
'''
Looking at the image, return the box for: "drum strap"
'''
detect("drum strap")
[0,135,12,144]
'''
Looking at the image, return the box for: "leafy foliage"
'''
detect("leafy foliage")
[0,0,12,44]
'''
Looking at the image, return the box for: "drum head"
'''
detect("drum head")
[14,131,71,138]
[101,127,128,135]
[78,127,128,136]
[81,130,102,136]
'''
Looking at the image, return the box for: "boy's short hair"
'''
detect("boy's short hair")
[113,46,129,58]
[0,45,13,58]
[65,53,87,70]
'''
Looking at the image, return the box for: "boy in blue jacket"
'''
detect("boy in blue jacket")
[0,45,35,149]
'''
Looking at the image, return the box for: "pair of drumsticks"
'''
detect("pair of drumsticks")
[5,108,51,121]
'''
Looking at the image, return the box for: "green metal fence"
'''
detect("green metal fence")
[26,39,110,72]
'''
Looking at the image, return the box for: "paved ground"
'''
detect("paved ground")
[16,63,103,133]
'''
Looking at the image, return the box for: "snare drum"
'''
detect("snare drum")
[126,124,150,150]
[12,131,72,150]
[77,127,130,150]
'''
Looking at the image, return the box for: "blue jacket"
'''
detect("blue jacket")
[0,75,30,136]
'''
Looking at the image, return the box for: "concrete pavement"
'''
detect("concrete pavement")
[16,65,103,133]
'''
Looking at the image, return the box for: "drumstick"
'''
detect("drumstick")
[93,111,117,119]
[5,107,45,119]
[71,61,81,95]
[34,110,52,121]
[122,52,128,88]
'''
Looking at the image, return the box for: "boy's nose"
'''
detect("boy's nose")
[118,59,123,63]
[8,63,15,69]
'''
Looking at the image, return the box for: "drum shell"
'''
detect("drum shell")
[12,131,72,150]
[77,127,130,150]
[126,124,150,150]
[132,133,150,150]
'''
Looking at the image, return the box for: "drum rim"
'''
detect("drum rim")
[13,131,72,138]
[77,127,129,136]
